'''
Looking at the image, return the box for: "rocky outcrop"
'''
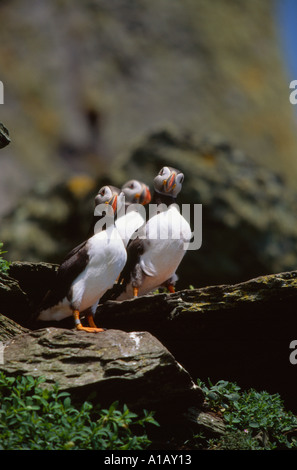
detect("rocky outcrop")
[0,313,28,341]
[94,270,297,411]
[0,261,209,442]
[1,261,297,412]
[0,327,203,414]
[0,319,208,442]
[0,262,58,327]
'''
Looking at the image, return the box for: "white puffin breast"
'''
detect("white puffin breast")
[141,206,191,282]
[115,210,145,247]
[118,205,192,299]
[72,226,127,311]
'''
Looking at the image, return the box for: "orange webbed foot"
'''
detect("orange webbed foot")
[74,310,105,333]
[133,287,139,297]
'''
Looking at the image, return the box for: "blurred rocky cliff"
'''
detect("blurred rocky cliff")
[1,0,297,287]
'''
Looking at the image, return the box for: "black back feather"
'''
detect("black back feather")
[100,236,145,302]
[37,240,89,313]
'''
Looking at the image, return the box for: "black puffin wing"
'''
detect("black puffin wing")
[60,239,89,265]
[55,239,90,285]
[119,237,145,285]
[100,236,145,302]
[37,240,89,311]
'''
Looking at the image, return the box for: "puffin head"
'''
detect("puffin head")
[153,166,184,197]
[121,179,151,205]
[94,185,125,215]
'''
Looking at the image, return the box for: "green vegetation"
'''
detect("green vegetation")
[0,373,159,450]
[0,242,10,274]
[0,372,296,451]
[196,379,297,450]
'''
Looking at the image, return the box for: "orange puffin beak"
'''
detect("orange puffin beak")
[111,194,118,213]
[106,194,118,214]
[140,186,151,205]
[135,185,151,205]
[164,173,176,192]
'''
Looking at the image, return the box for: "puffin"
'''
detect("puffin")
[37,185,127,332]
[115,179,151,247]
[106,166,192,301]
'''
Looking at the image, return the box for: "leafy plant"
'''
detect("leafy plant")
[197,378,297,450]
[0,372,159,450]
[197,378,241,412]
[0,242,10,274]
[208,430,257,450]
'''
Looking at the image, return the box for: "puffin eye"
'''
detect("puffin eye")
[129,183,134,189]
[159,168,165,176]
